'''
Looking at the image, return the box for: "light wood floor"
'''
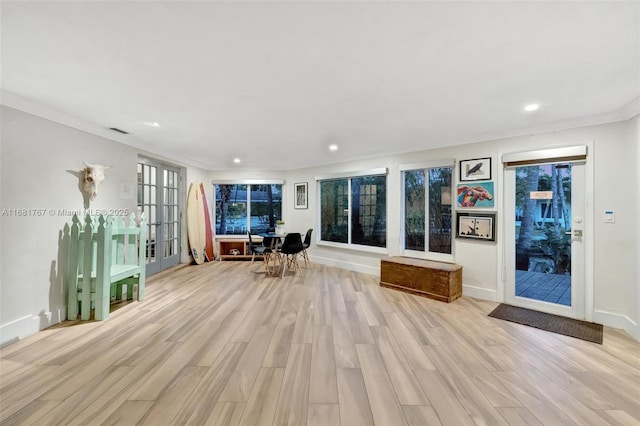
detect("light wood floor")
[1,261,639,425]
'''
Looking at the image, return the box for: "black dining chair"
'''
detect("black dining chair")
[279,232,304,277]
[247,232,271,272]
[300,228,313,268]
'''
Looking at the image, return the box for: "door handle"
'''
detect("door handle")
[566,230,582,237]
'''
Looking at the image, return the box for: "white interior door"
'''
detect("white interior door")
[504,158,585,319]
[138,159,181,276]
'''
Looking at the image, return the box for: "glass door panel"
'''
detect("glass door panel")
[138,159,181,275]
[505,160,585,318]
[515,163,572,305]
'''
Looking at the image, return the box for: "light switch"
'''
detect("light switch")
[604,210,615,223]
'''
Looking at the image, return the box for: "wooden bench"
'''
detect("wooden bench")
[65,213,146,320]
[380,256,462,303]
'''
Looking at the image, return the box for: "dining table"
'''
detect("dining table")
[258,232,285,276]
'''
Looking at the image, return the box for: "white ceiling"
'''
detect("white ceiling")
[2,1,638,171]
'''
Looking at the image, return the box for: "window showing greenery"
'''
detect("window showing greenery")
[515,163,572,274]
[319,180,348,243]
[351,176,386,247]
[319,173,387,248]
[404,170,426,250]
[403,166,452,255]
[215,184,282,235]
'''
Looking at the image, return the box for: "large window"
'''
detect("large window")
[319,171,387,248]
[214,183,282,235]
[403,165,452,256]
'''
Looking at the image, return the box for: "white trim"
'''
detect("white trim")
[619,96,640,120]
[637,113,640,343]
[593,309,639,341]
[462,284,499,302]
[0,315,31,347]
[317,240,388,256]
[583,140,595,322]
[0,91,210,170]
[0,307,66,347]
[502,145,587,164]
[311,255,380,276]
[399,159,455,171]
[315,167,388,181]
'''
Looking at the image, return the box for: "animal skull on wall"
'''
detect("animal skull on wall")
[82,162,112,201]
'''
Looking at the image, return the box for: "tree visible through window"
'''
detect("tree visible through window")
[319,180,348,243]
[214,184,282,235]
[403,166,452,255]
[319,174,387,247]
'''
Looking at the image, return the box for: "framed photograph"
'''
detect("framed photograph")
[294,182,308,209]
[456,212,496,241]
[459,157,491,181]
[456,181,494,208]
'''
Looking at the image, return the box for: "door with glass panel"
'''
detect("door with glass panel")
[505,158,585,318]
[137,159,181,275]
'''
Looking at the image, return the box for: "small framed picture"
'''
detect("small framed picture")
[294,182,308,209]
[456,212,496,241]
[459,157,492,181]
[456,181,495,208]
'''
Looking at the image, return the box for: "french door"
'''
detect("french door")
[504,148,586,319]
[137,158,181,275]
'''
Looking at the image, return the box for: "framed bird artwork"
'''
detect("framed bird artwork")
[459,157,491,181]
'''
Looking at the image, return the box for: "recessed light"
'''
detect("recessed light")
[524,103,540,112]
[329,144,338,151]
[233,158,241,164]
[144,121,160,127]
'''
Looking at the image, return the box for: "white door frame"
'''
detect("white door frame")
[498,143,595,321]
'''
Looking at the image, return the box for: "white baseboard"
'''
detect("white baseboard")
[462,284,499,302]
[593,309,639,341]
[312,256,501,301]
[0,306,66,347]
[310,255,379,276]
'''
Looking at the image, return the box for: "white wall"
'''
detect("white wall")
[1,105,637,345]
[284,118,639,338]
[0,106,209,345]
[591,117,637,333]
[1,106,138,343]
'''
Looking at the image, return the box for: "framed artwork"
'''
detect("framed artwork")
[457,181,494,208]
[294,182,308,209]
[456,212,496,241]
[459,157,491,181]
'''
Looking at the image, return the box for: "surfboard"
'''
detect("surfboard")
[187,182,206,265]
[200,182,215,261]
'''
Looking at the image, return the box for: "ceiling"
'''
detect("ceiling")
[2,1,638,171]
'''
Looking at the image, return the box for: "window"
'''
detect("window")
[319,180,348,243]
[319,170,387,248]
[214,183,282,235]
[402,164,453,256]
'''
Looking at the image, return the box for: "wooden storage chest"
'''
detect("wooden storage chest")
[380,256,462,303]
